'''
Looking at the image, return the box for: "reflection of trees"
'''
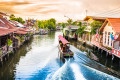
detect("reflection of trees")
[0,37,33,80]
[47,31,55,39]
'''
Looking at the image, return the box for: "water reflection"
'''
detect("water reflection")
[0,31,119,80]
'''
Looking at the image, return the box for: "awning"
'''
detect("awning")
[14,31,28,34]
[58,35,70,45]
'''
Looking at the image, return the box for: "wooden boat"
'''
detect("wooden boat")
[58,35,74,58]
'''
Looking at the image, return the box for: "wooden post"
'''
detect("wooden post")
[106,52,108,57]
[101,49,103,53]
[0,37,1,47]
[112,54,114,61]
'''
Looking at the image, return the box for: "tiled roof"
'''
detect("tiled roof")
[100,18,120,33]
[108,18,120,33]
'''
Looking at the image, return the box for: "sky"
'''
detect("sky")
[0,0,120,22]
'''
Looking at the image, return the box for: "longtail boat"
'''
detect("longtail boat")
[58,35,74,58]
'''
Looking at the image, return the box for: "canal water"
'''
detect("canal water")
[0,31,120,80]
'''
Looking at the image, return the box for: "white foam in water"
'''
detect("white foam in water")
[70,63,86,80]
[80,63,120,80]
[48,61,70,80]
[70,45,86,55]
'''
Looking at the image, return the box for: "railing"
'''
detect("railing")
[112,48,120,58]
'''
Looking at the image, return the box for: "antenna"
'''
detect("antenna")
[86,10,87,17]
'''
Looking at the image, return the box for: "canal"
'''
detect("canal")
[0,31,120,80]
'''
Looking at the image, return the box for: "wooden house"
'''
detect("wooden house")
[100,18,120,58]
[83,16,106,42]
[63,25,79,40]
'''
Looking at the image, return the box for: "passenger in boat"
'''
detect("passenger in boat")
[66,46,69,52]
[63,44,66,52]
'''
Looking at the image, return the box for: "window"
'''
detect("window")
[111,41,112,46]
[108,36,109,46]
[104,31,107,44]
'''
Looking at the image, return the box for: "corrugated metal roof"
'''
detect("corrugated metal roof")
[14,31,28,34]
[0,17,17,29]
[0,28,16,36]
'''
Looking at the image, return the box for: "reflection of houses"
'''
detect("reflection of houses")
[56,26,62,30]
[63,25,79,40]
[100,18,120,58]
[83,16,106,42]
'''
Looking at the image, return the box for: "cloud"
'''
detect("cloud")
[0,1,31,6]
[0,0,120,22]
[38,9,59,14]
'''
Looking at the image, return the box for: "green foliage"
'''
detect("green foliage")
[7,39,12,46]
[76,26,85,37]
[10,14,25,24]
[62,23,66,28]
[10,14,15,18]
[20,36,24,42]
[78,21,82,27]
[90,21,103,34]
[37,18,56,30]
[107,47,112,50]
[49,18,56,25]
[72,21,77,25]
[67,18,72,25]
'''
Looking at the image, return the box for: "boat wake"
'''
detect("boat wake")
[46,45,120,80]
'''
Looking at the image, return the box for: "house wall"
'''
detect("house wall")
[103,22,115,47]
[113,41,119,49]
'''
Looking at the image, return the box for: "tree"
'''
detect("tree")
[36,18,56,30]
[72,21,77,25]
[10,14,15,18]
[49,18,56,25]
[76,26,85,37]
[67,18,72,25]
[10,14,25,24]
[90,21,103,34]
[78,21,82,27]
[62,23,66,28]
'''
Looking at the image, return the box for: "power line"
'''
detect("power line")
[93,6,120,17]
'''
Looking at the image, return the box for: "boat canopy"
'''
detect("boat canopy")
[58,35,70,45]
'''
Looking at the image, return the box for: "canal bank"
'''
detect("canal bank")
[0,31,120,80]
[70,39,120,78]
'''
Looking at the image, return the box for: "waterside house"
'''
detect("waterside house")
[99,18,120,58]
[81,16,106,44]
[0,12,33,63]
[63,25,79,40]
